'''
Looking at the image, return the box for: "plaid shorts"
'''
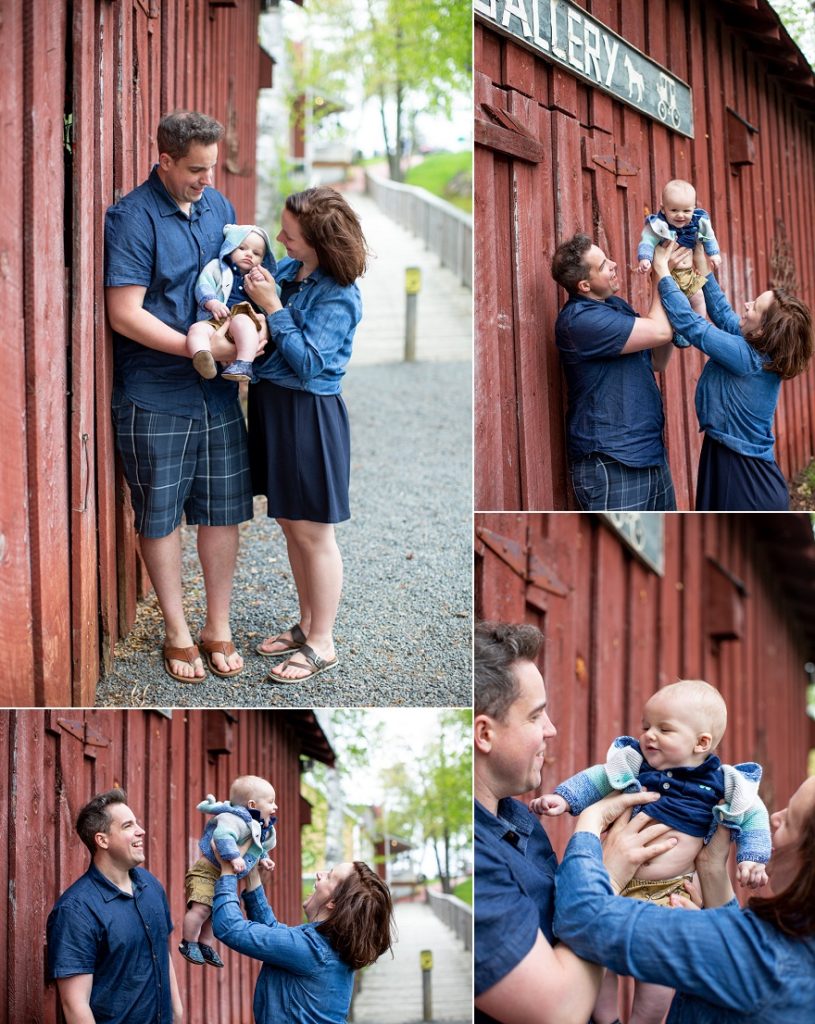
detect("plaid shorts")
[570,453,676,511]
[112,395,253,538]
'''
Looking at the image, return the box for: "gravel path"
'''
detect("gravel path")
[95,360,472,708]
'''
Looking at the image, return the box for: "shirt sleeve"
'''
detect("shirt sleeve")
[658,277,759,376]
[474,836,541,996]
[559,300,636,360]
[554,832,780,1014]
[700,274,741,334]
[212,876,323,975]
[46,897,101,978]
[257,286,360,383]
[104,204,156,288]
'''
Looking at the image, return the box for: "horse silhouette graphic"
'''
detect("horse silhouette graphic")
[623,53,645,103]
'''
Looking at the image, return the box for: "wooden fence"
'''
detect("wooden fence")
[475,511,815,866]
[475,0,815,510]
[0,707,333,1024]
[1,0,272,705]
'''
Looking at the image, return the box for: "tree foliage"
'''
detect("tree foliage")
[297,0,472,180]
[380,709,472,893]
[767,0,815,67]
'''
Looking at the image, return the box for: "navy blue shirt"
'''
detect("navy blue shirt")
[105,166,238,419]
[47,864,174,1024]
[555,294,666,467]
[475,798,557,1023]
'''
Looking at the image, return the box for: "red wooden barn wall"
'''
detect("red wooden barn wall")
[474,512,815,872]
[475,0,815,511]
[0,708,329,1024]
[0,0,269,706]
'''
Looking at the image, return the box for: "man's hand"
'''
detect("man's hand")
[736,860,768,889]
[576,792,677,893]
[209,320,238,362]
[637,258,652,275]
[205,299,230,319]
[529,793,569,817]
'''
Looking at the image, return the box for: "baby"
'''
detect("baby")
[179,774,277,967]
[637,179,721,336]
[186,223,276,382]
[531,679,770,1024]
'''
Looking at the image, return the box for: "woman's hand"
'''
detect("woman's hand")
[693,242,711,276]
[212,837,253,876]
[576,792,677,893]
[244,265,282,315]
[694,824,735,908]
[669,875,703,910]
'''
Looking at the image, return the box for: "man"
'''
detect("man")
[474,621,671,1024]
[47,790,182,1023]
[105,110,254,681]
[551,233,678,511]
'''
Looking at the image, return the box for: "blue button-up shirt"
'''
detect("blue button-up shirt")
[253,257,362,395]
[105,166,238,419]
[555,831,815,1023]
[658,275,781,460]
[475,798,558,1023]
[212,875,354,1023]
[46,863,174,1024]
[555,295,667,467]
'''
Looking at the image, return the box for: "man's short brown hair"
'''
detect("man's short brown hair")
[157,110,224,160]
[475,621,543,720]
[551,233,593,295]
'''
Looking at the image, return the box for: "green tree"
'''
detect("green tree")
[767,0,815,66]
[299,0,472,181]
[381,709,472,893]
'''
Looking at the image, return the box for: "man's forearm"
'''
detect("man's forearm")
[60,1006,96,1024]
[108,303,188,356]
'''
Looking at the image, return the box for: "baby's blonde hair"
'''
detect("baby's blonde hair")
[662,179,696,206]
[652,679,727,747]
[229,774,274,806]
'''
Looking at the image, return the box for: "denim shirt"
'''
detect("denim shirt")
[554,832,815,1023]
[47,864,174,1024]
[555,295,667,467]
[658,276,781,460]
[105,166,238,419]
[253,258,362,394]
[474,798,557,1022]
[212,876,354,1024]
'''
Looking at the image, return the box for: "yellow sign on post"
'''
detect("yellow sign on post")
[405,267,422,294]
[420,949,433,971]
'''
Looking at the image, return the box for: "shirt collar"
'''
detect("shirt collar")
[88,860,145,902]
[148,164,213,221]
[476,797,536,853]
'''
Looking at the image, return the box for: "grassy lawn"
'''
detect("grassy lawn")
[405,151,472,214]
[453,876,472,905]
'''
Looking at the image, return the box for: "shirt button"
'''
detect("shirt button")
[666,771,673,777]
[662,782,671,790]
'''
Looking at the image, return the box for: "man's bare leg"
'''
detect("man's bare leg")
[139,529,204,680]
[197,524,243,674]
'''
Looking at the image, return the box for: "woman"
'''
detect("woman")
[243,187,369,682]
[553,776,815,1023]
[651,241,812,510]
[212,858,394,1023]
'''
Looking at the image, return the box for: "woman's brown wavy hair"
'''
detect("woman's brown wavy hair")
[315,861,395,969]
[748,288,813,380]
[285,187,370,286]
[748,795,815,937]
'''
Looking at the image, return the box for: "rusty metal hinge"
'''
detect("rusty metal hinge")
[475,527,527,578]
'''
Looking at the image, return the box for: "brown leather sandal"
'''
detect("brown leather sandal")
[200,638,243,678]
[255,623,307,657]
[163,643,204,683]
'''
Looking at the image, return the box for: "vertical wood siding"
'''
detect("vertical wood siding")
[475,0,815,510]
[0,0,267,704]
[0,708,323,1024]
[475,512,814,868]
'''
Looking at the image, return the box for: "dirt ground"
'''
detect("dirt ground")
[789,459,815,512]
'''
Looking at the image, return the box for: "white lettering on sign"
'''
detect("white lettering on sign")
[474,0,693,138]
[503,0,532,39]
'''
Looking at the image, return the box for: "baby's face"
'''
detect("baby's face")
[250,784,277,822]
[230,231,266,272]
[639,692,706,769]
[661,188,696,229]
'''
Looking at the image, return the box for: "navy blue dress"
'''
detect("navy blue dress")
[249,277,351,523]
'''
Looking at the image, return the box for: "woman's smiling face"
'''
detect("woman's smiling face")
[740,290,774,336]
